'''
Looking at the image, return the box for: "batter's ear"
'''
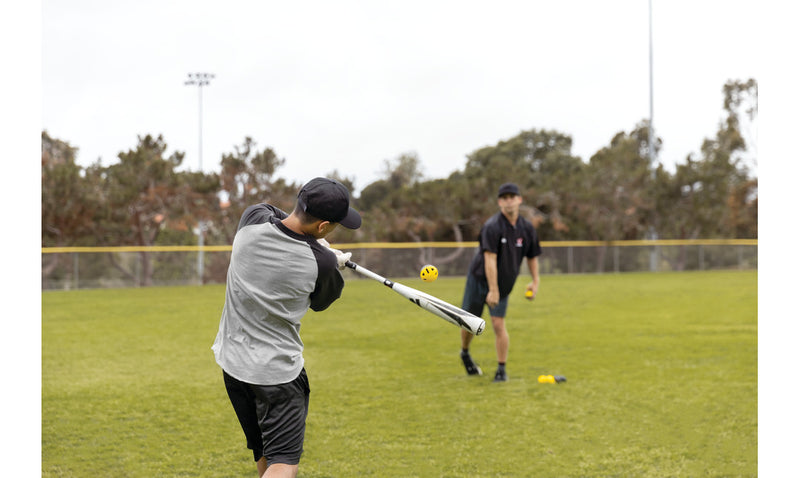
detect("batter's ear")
[316,220,337,237]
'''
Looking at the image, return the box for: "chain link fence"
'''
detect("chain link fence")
[42,241,757,290]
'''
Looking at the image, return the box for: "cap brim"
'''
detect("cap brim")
[338,207,362,229]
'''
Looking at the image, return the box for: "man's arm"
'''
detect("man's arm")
[484,251,500,307]
[525,256,540,301]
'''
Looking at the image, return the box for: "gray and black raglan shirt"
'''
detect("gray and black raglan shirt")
[212,203,343,385]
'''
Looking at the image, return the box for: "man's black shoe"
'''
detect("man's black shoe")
[493,368,508,382]
[460,351,483,376]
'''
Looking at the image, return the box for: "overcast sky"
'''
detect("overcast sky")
[41,0,760,192]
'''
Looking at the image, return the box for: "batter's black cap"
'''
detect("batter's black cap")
[497,183,520,197]
[297,177,362,229]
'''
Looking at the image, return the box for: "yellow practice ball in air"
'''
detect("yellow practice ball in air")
[420,265,439,282]
[525,290,534,298]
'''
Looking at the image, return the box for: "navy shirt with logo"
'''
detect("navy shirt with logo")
[468,212,542,298]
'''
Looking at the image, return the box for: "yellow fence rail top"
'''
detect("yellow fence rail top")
[42,239,757,254]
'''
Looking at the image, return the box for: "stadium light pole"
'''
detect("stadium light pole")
[647,0,659,271]
[184,72,214,170]
[648,0,655,167]
[184,72,215,284]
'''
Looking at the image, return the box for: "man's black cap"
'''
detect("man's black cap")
[297,177,362,229]
[497,183,520,197]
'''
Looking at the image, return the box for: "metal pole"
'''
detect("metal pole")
[197,82,204,284]
[647,0,659,272]
[648,0,655,165]
[699,245,705,271]
[185,73,214,285]
[198,85,203,171]
[197,224,205,284]
[184,73,214,171]
[73,252,79,290]
[568,246,573,274]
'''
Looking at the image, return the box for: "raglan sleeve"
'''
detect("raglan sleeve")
[308,240,345,312]
[237,203,289,231]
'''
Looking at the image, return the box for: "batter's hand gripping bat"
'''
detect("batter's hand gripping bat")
[345,261,485,335]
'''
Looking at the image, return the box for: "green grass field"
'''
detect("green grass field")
[42,270,757,477]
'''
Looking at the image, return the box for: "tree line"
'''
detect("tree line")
[42,79,757,285]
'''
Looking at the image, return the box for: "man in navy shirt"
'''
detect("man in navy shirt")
[459,183,541,382]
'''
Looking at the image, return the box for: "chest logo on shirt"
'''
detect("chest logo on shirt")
[501,237,524,247]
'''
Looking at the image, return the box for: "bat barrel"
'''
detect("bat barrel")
[346,261,484,335]
[393,283,485,335]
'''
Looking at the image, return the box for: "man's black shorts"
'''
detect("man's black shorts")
[462,272,509,318]
[223,368,310,465]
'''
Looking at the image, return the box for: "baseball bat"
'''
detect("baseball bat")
[345,261,485,335]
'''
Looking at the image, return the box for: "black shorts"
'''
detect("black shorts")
[222,369,310,465]
[461,272,509,318]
